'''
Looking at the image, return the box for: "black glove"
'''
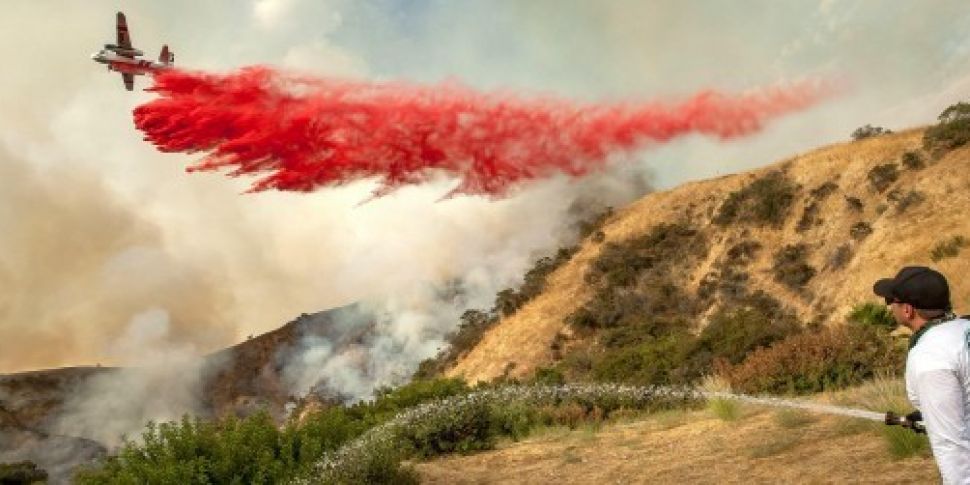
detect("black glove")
[905,410,927,434]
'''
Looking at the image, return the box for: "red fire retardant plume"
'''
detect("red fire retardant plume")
[134,67,832,197]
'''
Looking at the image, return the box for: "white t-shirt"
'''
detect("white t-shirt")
[906,317,970,485]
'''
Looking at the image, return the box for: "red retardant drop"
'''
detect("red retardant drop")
[133,67,833,198]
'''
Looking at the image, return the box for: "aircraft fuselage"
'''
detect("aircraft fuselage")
[91,49,169,76]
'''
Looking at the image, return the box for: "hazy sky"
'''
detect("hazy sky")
[1,0,969,373]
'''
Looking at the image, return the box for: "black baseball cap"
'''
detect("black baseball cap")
[873,266,951,310]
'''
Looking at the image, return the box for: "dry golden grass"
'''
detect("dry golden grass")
[446,128,970,384]
[415,396,939,484]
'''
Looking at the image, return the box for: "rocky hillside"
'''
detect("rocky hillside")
[0,304,375,479]
[445,127,970,383]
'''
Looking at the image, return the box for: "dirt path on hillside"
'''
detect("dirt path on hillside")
[414,407,938,484]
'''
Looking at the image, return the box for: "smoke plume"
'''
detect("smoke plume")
[134,67,833,197]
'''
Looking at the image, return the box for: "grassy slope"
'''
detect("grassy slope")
[446,128,970,383]
[415,385,939,484]
[415,407,937,484]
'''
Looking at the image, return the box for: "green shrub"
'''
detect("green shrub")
[76,378,468,484]
[717,323,904,395]
[867,163,899,193]
[924,101,970,151]
[930,235,967,262]
[851,125,892,140]
[708,398,741,422]
[772,244,817,290]
[901,151,925,170]
[688,292,801,375]
[714,171,798,227]
[532,366,566,385]
[591,333,694,386]
[0,461,48,484]
[848,302,896,330]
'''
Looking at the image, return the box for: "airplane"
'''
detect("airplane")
[91,12,174,91]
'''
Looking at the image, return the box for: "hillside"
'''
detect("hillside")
[445,127,970,383]
[0,304,376,479]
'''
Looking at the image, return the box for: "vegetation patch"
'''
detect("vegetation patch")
[901,151,925,170]
[796,201,820,232]
[0,461,48,484]
[851,124,892,141]
[867,163,899,193]
[881,426,931,460]
[844,196,864,212]
[848,302,896,330]
[688,292,801,374]
[930,235,967,262]
[923,101,970,152]
[849,222,873,241]
[887,189,925,214]
[714,171,799,227]
[716,323,903,395]
[810,181,839,199]
[772,244,817,290]
[708,398,741,422]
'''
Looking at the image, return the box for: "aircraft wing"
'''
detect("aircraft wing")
[122,73,134,91]
[116,12,133,54]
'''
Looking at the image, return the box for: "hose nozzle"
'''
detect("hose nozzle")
[884,410,926,434]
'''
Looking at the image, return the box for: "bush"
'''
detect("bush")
[901,151,925,170]
[688,292,801,375]
[714,171,799,227]
[585,223,706,288]
[867,163,899,193]
[591,334,693,386]
[796,201,820,232]
[717,323,904,395]
[930,235,967,262]
[76,378,468,484]
[708,398,741,422]
[0,461,48,484]
[851,124,892,140]
[848,302,896,330]
[924,101,970,151]
[849,222,873,240]
[887,189,925,214]
[772,244,817,290]
[844,196,864,212]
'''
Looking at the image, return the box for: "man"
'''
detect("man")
[874,266,970,484]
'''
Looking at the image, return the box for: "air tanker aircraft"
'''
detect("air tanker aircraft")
[91,12,174,91]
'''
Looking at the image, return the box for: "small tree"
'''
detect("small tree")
[924,101,970,151]
[851,124,892,141]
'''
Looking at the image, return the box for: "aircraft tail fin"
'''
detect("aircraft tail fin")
[159,45,174,65]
